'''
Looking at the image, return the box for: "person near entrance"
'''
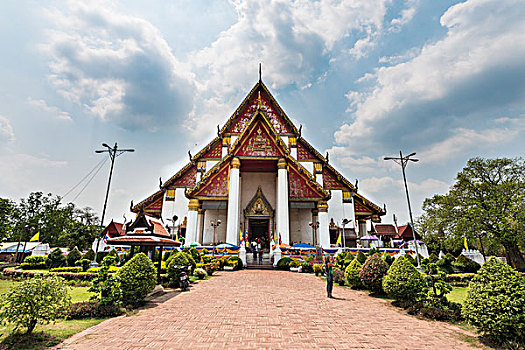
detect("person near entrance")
[324,256,334,298]
[252,244,257,263]
[258,245,263,265]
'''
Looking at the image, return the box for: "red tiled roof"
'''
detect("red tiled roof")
[152,221,170,237]
[107,235,180,246]
[374,224,397,236]
[395,225,421,240]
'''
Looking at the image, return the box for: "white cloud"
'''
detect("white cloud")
[0,115,15,144]
[334,0,525,159]
[186,0,392,139]
[27,98,72,121]
[41,1,195,131]
[419,125,522,163]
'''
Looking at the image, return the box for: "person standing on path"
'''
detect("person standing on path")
[258,246,263,265]
[253,246,257,264]
[324,256,334,298]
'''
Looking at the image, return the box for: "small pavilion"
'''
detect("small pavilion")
[107,208,180,282]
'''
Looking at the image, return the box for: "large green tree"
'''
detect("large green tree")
[420,157,525,267]
[0,198,15,240]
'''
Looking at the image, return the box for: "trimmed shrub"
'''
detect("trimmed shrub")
[194,268,207,280]
[163,251,172,261]
[228,256,243,270]
[67,247,82,267]
[189,247,201,263]
[63,301,122,319]
[462,257,525,345]
[436,254,454,274]
[382,255,426,301]
[301,261,313,273]
[344,258,363,288]
[102,255,117,267]
[276,257,293,270]
[88,263,121,308]
[20,255,48,270]
[83,248,95,261]
[0,275,71,335]
[117,253,156,307]
[359,254,389,293]
[76,259,91,272]
[50,267,83,273]
[404,253,416,266]
[428,253,439,263]
[333,268,345,286]
[47,248,67,269]
[95,251,109,264]
[368,247,380,256]
[108,249,120,264]
[382,253,393,266]
[452,255,480,273]
[87,265,119,274]
[167,252,190,287]
[313,264,323,276]
[356,251,367,264]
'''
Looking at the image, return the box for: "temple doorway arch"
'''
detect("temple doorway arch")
[244,186,274,252]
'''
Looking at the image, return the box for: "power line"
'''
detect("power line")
[62,157,108,200]
[70,157,109,203]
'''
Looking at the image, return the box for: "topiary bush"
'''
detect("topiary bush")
[20,255,48,270]
[182,252,196,274]
[194,268,207,280]
[228,256,243,270]
[333,268,345,286]
[359,254,389,293]
[382,255,426,301]
[108,249,120,265]
[436,254,455,274]
[451,255,480,273]
[116,253,156,307]
[313,264,323,276]
[404,253,416,267]
[66,247,82,267]
[356,251,367,264]
[276,257,293,270]
[47,248,67,269]
[462,257,525,346]
[189,247,201,263]
[83,248,95,261]
[344,258,363,288]
[301,261,313,273]
[95,251,109,264]
[167,252,190,287]
[76,258,91,272]
[0,275,71,335]
[50,267,83,273]
[382,253,393,266]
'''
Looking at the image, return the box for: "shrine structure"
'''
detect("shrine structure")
[131,77,386,249]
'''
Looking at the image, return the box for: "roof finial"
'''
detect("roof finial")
[259,63,262,82]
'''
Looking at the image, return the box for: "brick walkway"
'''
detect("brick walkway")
[59,270,480,349]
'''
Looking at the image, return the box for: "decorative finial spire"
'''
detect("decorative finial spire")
[259,63,262,82]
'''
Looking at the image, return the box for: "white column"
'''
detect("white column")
[185,199,200,246]
[197,209,205,244]
[277,158,290,245]
[226,157,241,245]
[318,201,330,248]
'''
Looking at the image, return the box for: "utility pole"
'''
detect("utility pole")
[384,151,421,267]
[91,143,134,267]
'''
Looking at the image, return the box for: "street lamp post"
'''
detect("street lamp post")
[384,151,421,267]
[92,142,134,268]
[167,215,178,241]
[309,221,319,246]
[210,219,221,256]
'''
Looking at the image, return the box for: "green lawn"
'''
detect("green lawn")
[0,279,102,349]
[0,318,108,350]
[0,279,93,303]
[448,287,468,305]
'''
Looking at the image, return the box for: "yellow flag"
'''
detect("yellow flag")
[239,229,243,243]
[30,231,40,242]
[464,236,468,250]
[336,232,342,246]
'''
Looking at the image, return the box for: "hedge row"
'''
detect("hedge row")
[3,267,96,281]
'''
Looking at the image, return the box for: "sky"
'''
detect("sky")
[1,0,524,227]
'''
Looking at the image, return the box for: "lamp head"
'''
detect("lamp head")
[102,143,110,148]
[217,219,221,225]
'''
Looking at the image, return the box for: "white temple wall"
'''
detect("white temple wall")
[289,208,313,244]
[202,209,227,245]
[206,160,219,172]
[163,188,189,223]
[327,190,345,227]
[239,172,277,213]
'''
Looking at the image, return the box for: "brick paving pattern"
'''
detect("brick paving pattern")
[58,270,480,349]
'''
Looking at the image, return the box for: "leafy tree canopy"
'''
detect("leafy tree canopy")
[419,157,525,267]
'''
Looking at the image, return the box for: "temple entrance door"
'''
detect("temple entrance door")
[249,219,270,252]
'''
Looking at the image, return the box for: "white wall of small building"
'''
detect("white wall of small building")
[289,208,313,244]
[202,209,227,245]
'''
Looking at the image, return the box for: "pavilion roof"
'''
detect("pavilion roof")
[106,235,180,247]
[373,224,397,236]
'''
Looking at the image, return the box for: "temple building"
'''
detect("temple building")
[131,77,385,249]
